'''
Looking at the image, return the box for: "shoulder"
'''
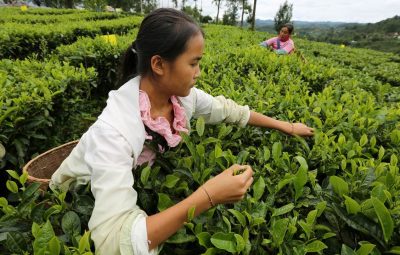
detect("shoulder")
[266,36,278,43]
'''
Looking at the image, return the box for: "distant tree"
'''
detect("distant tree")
[182,6,202,22]
[238,0,251,27]
[222,1,238,26]
[274,0,293,33]
[107,0,135,12]
[84,0,107,11]
[201,15,213,23]
[223,0,239,25]
[250,0,256,30]
[212,0,223,24]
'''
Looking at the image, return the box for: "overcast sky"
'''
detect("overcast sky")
[159,0,400,23]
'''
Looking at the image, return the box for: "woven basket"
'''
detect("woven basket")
[22,140,79,190]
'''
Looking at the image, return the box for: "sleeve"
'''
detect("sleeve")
[259,41,268,47]
[84,124,158,254]
[191,88,251,127]
[266,37,276,47]
[85,125,137,231]
[131,216,159,255]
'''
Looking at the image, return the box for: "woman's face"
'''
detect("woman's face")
[279,27,290,41]
[162,32,204,97]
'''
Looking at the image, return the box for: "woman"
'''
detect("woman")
[50,9,313,255]
[260,23,295,54]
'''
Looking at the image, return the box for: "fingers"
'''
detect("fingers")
[293,123,315,137]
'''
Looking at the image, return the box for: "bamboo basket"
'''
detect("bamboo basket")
[22,140,79,190]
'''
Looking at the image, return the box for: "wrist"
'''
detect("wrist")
[287,122,294,135]
[200,185,215,209]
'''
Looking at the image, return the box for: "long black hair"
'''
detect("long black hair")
[281,23,294,34]
[118,8,204,86]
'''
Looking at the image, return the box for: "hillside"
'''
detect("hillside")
[1,7,400,255]
[256,16,400,54]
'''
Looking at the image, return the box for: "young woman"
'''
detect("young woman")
[260,23,295,54]
[50,9,313,255]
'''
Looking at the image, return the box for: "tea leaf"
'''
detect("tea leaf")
[140,165,151,185]
[6,180,18,193]
[196,117,205,137]
[272,203,294,217]
[62,211,81,237]
[253,177,265,201]
[228,209,246,227]
[211,232,236,253]
[48,236,60,255]
[164,175,180,189]
[305,240,327,253]
[341,244,357,255]
[234,233,245,252]
[330,176,349,197]
[271,218,289,245]
[372,197,394,243]
[157,193,174,212]
[356,243,375,255]
[344,195,361,215]
[6,170,20,180]
[197,232,212,248]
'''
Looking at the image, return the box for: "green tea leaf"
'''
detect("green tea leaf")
[305,240,327,253]
[6,180,18,193]
[78,231,91,253]
[48,236,60,255]
[359,134,368,147]
[372,197,394,243]
[164,175,180,189]
[253,177,265,201]
[330,176,349,197]
[61,211,81,237]
[157,193,174,212]
[356,243,375,255]
[271,218,289,245]
[234,234,245,252]
[272,203,294,217]
[140,165,151,185]
[196,117,205,137]
[387,246,400,254]
[341,244,357,255]
[187,206,196,222]
[210,232,236,253]
[344,195,361,215]
[6,170,20,180]
[228,209,246,227]
[197,232,212,248]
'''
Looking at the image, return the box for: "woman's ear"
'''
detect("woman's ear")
[150,55,165,76]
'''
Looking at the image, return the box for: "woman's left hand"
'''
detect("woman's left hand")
[290,123,314,137]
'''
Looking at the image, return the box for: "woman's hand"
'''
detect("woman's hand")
[202,164,254,205]
[290,123,314,136]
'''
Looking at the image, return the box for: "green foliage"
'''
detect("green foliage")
[0,171,94,254]
[0,10,400,255]
[0,58,97,169]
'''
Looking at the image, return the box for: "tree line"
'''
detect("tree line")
[3,0,294,32]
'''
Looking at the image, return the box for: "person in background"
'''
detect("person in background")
[50,9,313,255]
[260,23,295,55]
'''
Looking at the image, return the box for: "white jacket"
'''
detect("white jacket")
[50,76,250,255]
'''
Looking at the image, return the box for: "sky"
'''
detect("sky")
[158,0,400,23]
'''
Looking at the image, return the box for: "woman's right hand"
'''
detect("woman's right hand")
[202,164,254,205]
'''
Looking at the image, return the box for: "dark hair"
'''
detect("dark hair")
[118,8,203,86]
[280,23,294,34]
